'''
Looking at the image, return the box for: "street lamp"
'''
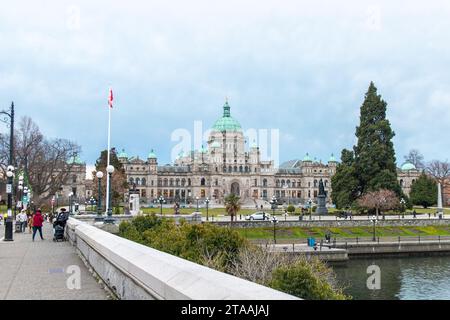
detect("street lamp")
[270,195,277,218]
[158,195,165,216]
[4,166,15,241]
[196,196,200,212]
[1,102,14,242]
[272,216,278,244]
[371,215,377,242]
[95,171,104,222]
[205,197,210,221]
[400,198,406,219]
[308,198,313,220]
[104,165,115,224]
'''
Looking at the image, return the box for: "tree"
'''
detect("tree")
[93,148,128,208]
[331,149,359,209]
[426,160,450,204]
[404,149,425,169]
[0,117,81,207]
[224,193,241,222]
[353,82,401,197]
[410,173,437,208]
[357,189,399,218]
[286,205,295,214]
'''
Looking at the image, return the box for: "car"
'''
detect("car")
[245,212,270,221]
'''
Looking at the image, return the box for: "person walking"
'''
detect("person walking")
[32,209,45,241]
[18,210,28,233]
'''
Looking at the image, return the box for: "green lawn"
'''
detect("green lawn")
[235,225,450,240]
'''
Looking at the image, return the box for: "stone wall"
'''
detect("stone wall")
[65,218,298,300]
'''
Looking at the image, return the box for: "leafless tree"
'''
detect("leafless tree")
[404,149,425,169]
[358,189,399,218]
[0,116,81,207]
[427,160,450,186]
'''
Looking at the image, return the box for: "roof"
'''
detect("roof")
[211,101,242,132]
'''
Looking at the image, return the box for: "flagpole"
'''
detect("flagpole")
[105,102,111,214]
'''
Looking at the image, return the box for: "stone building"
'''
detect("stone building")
[117,101,420,207]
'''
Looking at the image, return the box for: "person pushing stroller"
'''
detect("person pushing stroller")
[53,208,69,241]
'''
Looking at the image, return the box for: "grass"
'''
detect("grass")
[235,225,450,240]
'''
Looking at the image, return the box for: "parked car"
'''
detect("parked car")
[245,212,270,221]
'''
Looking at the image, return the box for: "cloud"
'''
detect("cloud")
[0,0,449,165]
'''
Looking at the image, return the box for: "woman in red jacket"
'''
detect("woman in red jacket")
[32,209,45,241]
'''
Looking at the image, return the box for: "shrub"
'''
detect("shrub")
[269,256,349,300]
[286,205,295,214]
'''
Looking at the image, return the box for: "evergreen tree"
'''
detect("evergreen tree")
[93,148,128,207]
[353,82,401,196]
[410,173,437,208]
[330,149,359,209]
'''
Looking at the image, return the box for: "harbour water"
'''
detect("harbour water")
[332,255,450,300]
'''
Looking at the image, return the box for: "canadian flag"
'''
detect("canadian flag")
[108,88,114,108]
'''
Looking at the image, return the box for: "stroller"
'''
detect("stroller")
[53,211,69,242]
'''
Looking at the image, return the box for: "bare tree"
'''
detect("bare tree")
[427,160,450,204]
[0,116,81,207]
[404,149,425,169]
[358,189,399,218]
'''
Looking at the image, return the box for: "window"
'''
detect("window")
[72,175,77,183]
[263,179,268,187]
[188,178,191,186]
[136,178,141,185]
[201,178,206,186]
[129,178,134,184]
[142,178,146,186]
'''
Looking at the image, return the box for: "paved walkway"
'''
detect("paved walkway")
[0,222,109,300]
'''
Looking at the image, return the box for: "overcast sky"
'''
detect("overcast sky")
[1,0,449,167]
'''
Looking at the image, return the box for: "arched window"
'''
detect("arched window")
[176,179,180,186]
[314,180,318,188]
[201,178,206,186]
[188,178,191,186]
[287,180,291,187]
[234,166,237,172]
[276,180,280,187]
[163,179,168,187]
[142,178,146,186]
[169,179,174,186]
[239,166,243,172]
[229,165,232,172]
[181,178,186,187]
[263,179,268,187]
[281,180,285,187]
[136,178,141,186]
[158,179,162,187]
[129,178,134,184]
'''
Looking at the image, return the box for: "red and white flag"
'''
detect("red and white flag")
[108,88,114,108]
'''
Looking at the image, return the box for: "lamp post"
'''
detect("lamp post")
[400,198,406,220]
[95,171,104,221]
[18,175,24,210]
[272,216,278,244]
[104,165,115,224]
[1,102,14,242]
[196,196,200,212]
[308,198,313,220]
[158,195,165,216]
[270,195,277,218]
[371,215,377,242]
[4,166,15,241]
[205,197,210,221]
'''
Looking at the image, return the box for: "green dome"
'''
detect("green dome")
[328,153,337,162]
[212,101,242,132]
[118,149,128,159]
[401,162,416,171]
[200,145,208,153]
[303,153,312,162]
[148,149,157,159]
[67,154,83,165]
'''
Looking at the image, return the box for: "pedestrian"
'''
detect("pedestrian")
[27,212,33,233]
[32,209,45,241]
[18,209,28,233]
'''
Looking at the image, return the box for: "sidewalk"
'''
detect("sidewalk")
[0,222,109,300]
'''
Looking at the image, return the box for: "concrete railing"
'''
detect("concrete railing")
[66,218,299,300]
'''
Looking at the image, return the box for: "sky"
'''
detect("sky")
[0,0,449,168]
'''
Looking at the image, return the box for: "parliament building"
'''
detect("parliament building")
[115,101,421,207]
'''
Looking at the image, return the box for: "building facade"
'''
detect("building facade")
[117,101,420,207]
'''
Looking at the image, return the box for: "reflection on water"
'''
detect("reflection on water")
[332,255,450,300]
